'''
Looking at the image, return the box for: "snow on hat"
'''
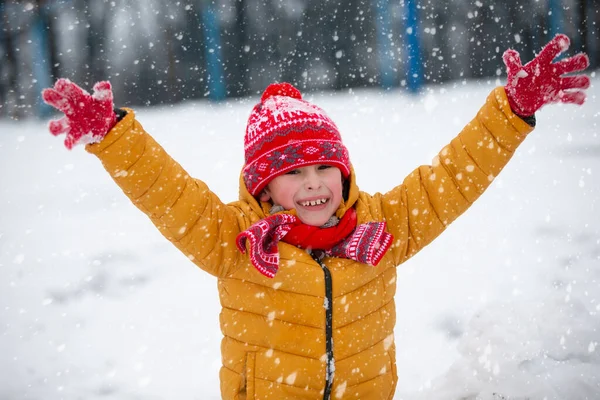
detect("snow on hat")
[242,82,351,196]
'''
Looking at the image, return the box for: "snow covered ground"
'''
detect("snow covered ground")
[1,76,599,399]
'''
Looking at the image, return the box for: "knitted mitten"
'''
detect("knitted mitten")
[503,34,590,117]
[42,79,117,150]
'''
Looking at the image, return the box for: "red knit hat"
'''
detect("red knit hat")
[243,83,351,196]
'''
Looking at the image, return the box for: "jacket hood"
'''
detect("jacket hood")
[238,165,360,221]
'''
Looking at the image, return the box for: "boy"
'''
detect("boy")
[42,34,589,399]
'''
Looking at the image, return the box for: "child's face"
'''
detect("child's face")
[260,165,344,226]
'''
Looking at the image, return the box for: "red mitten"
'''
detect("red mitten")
[503,34,590,117]
[42,79,117,150]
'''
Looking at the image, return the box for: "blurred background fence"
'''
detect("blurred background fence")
[1,0,598,119]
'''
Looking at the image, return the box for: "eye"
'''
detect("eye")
[285,169,300,175]
[318,165,331,170]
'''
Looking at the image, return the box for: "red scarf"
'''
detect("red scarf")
[236,209,393,278]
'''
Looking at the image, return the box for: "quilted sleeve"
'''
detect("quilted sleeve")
[85,109,243,278]
[378,87,534,266]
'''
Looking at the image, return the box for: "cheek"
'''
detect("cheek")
[271,181,297,207]
[281,187,296,204]
[327,177,344,201]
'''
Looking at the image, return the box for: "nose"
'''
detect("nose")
[304,168,321,190]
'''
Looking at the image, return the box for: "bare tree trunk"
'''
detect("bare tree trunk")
[578,0,588,53]
[0,1,23,118]
[233,0,249,96]
[77,0,111,85]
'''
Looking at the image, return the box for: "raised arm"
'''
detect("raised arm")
[378,87,532,265]
[377,34,589,265]
[42,79,243,277]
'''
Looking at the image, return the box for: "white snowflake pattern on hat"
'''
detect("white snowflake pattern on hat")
[246,112,271,143]
[264,96,329,123]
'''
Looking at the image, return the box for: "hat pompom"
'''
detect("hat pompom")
[261,82,302,103]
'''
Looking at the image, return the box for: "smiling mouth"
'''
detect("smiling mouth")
[299,198,329,207]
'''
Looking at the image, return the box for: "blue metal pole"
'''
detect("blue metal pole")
[405,0,423,93]
[31,4,53,118]
[548,0,563,38]
[373,0,396,89]
[201,0,226,101]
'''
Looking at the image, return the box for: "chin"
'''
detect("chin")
[298,215,330,227]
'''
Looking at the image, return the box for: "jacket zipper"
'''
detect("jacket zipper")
[310,250,334,400]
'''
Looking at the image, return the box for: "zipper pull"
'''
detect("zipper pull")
[309,249,326,262]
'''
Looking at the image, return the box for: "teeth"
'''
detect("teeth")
[300,198,328,207]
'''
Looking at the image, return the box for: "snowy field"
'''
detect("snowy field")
[1,76,599,399]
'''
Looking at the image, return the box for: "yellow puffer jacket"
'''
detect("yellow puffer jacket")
[86,87,533,400]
